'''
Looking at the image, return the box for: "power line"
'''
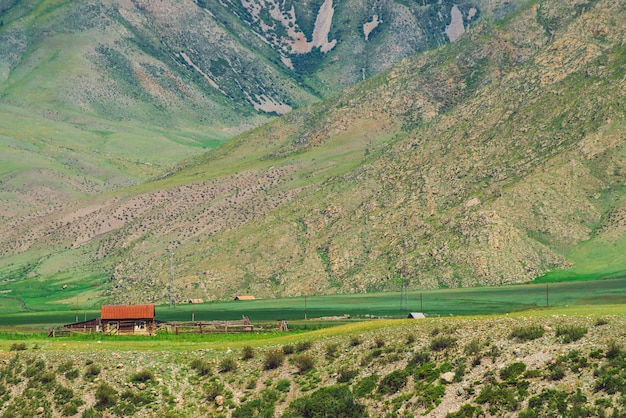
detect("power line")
[169,246,175,309]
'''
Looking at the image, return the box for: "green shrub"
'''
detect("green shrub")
[65,368,79,380]
[374,336,385,348]
[219,357,237,373]
[378,369,408,395]
[606,340,622,360]
[408,350,431,368]
[430,336,456,351]
[337,368,358,383]
[445,404,483,417]
[413,362,440,383]
[287,385,366,417]
[547,361,566,381]
[190,358,212,376]
[84,364,101,381]
[241,345,255,360]
[292,353,315,373]
[233,389,279,418]
[129,369,155,383]
[349,336,362,347]
[204,381,225,401]
[416,382,446,412]
[57,361,74,373]
[325,343,339,359]
[510,325,545,342]
[555,325,587,343]
[276,379,291,393]
[263,349,285,370]
[95,382,118,409]
[406,333,416,344]
[500,362,527,381]
[464,339,481,356]
[595,318,609,326]
[282,344,295,355]
[295,340,312,352]
[10,342,27,351]
[475,383,519,414]
[354,374,379,398]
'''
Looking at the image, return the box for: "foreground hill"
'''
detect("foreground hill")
[0,0,521,217]
[0,0,625,306]
[0,309,624,417]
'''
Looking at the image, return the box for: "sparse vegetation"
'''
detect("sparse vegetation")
[510,325,545,342]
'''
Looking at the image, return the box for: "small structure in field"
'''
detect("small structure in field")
[188,298,204,304]
[60,304,157,336]
[101,304,156,335]
[234,295,255,301]
[407,312,426,319]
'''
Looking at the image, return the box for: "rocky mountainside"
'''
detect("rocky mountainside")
[0,0,625,306]
[0,0,520,217]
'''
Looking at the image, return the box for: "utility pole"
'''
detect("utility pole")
[304,295,307,320]
[169,246,175,309]
[546,284,549,307]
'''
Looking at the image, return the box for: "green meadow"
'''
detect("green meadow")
[0,278,624,330]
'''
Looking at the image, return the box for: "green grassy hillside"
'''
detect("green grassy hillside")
[1,0,624,306]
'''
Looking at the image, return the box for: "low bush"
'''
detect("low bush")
[416,382,446,412]
[204,381,226,402]
[233,389,279,418]
[263,349,285,370]
[445,404,483,417]
[190,358,212,376]
[325,343,339,359]
[337,367,359,383]
[241,345,255,360]
[129,369,155,383]
[295,340,312,353]
[500,362,527,381]
[287,385,366,417]
[282,344,295,355]
[374,336,385,348]
[353,374,379,398]
[378,369,408,395]
[555,325,587,343]
[475,383,519,414]
[95,382,118,409]
[430,336,456,352]
[292,353,315,373]
[510,325,545,342]
[10,342,27,351]
[84,364,101,381]
[219,357,237,373]
[464,338,481,356]
[275,379,291,393]
[349,336,362,347]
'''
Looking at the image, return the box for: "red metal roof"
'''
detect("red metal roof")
[101,304,155,320]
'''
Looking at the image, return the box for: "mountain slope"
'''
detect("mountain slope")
[0,0,525,216]
[1,0,625,307]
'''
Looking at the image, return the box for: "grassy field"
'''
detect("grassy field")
[0,278,624,330]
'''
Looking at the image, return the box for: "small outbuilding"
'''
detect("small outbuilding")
[188,298,204,304]
[407,312,426,319]
[100,304,156,335]
[234,295,255,301]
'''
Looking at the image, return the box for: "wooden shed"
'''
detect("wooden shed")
[100,304,156,335]
[234,295,255,301]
